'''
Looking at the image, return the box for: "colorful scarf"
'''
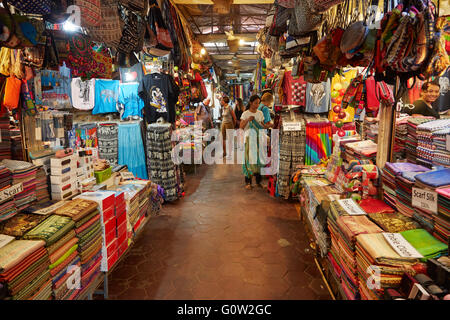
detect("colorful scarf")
[243,120,264,179]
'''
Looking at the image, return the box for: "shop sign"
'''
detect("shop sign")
[412,187,438,214]
[382,233,423,259]
[336,199,366,215]
[0,234,14,249]
[34,201,67,215]
[282,122,302,131]
[0,183,23,203]
[120,172,135,181]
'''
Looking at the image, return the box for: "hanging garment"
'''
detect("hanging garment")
[71,78,95,110]
[119,62,144,83]
[281,71,307,106]
[118,83,144,120]
[146,124,181,201]
[118,122,147,179]
[40,64,72,109]
[305,79,331,113]
[305,120,332,165]
[93,79,119,114]
[97,123,119,166]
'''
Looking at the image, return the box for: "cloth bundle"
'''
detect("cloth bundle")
[0,115,12,161]
[97,123,119,167]
[400,229,448,261]
[0,240,51,300]
[435,188,450,244]
[405,117,435,164]
[393,115,411,161]
[116,183,146,231]
[416,119,450,168]
[34,167,49,204]
[0,213,46,237]
[431,127,450,168]
[367,212,420,233]
[395,170,430,218]
[343,140,377,163]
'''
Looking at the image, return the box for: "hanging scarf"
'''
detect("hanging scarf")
[243,119,264,178]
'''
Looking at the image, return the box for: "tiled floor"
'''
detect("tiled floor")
[106,163,331,300]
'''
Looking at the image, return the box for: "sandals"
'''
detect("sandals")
[245,184,252,190]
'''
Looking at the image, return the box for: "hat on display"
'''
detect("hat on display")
[340,21,369,58]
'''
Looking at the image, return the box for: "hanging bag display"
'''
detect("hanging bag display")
[2,75,22,111]
[21,80,37,116]
[10,49,24,80]
[117,5,146,54]
[119,0,148,15]
[148,0,173,50]
[75,0,103,27]
[86,0,123,49]
[0,47,11,76]
[6,0,52,15]
[309,0,344,13]
[292,0,323,35]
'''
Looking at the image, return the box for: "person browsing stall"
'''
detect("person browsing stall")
[220,96,237,157]
[258,92,274,128]
[403,81,441,119]
[194,98,213,129]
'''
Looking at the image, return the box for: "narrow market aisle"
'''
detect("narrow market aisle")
[107,164,331,300]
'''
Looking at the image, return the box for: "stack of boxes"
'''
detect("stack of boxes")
[75,192,118,272]
[76,150,95,192]
[50,154,79,201]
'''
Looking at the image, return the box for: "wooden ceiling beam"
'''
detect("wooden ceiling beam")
[197,33,257,42]
[211,54,259,60]
[173,0,274,4]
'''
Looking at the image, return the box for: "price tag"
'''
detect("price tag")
[446,134,450,152]
[282,122,302,131]
[34,201,67,215]
[337,199,366,215]
[412,187,438,214]
[383,233,423,259]
[0,183,23,203]
[120,171,135,181]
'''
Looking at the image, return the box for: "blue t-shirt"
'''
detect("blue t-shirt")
[305,80,331,114]
[118,83,144,119]
[93,79,119,114]
[258,103,271,124]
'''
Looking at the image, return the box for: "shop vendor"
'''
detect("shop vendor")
[402,82,441,119]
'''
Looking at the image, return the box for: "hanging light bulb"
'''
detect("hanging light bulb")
[200,48,206,55]
[239,38,245,46]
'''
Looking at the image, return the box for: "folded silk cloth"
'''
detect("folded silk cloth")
[384,162,429,175]
[400,229,448,260]
[368,212,421,233]
[54,199,99,222]
[74,209,100,229]
[47,229,76,256]
[358,199,395,214]
[437,188,450,198]
[0,213,47,237]
[415,168,450,188]
[0,240,45,273]
[23,215,75,246]
[337,215,383,242]
[49,237,79,265]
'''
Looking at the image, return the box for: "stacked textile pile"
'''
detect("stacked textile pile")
[35,167,50,204]
[0,239,52,300]
[1,160,37,211]
[396,170,430,218]
[413,169,450,236]
[116,184,144,234]
[431,127,450,168]
[0,213,46,238]
[10,128,23,161]
[367,212,420,233]
[122,180,153,233]
[0,166,15,222]
[23,215,78,300]
[343,140,377,163]
[416,119,450,168]
[0,115,11,160]
[0,165,11,190]
[343,161,379,200]
[356,233,420,300]
[54,199,102,299]
[363,117,378,143]
[327,199,383,300]
[405,117,434,163]
[435,188,450,244]
[400,229,448,261]
[381,162,429,210]
[394,116,410,161]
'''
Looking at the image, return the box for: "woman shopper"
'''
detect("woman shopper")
[220,96,236,157]
[240,94,266,190]
[234,98,245,129]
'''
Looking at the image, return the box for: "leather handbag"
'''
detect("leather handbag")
[2,75,22,111]
[292,0,323,35]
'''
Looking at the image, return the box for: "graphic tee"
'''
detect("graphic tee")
[281,71,307,106]
[93,79,119,114]
[305,79,331,113]
[41,63,72,108]
[119,62,144,84]
[139,73,174,123]
[71,78,95,110]
[118,83,144,119]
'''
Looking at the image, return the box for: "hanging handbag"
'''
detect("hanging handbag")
[2,76,22,111]
[21,80,37,116]
[75,0,103,27]
[0,47,11,76]
[269,4,292,36]
[148,0,173,50]
[117,6,146,54]
[119,0,148,14]
[10,49,24,80]
[309,0,344,13]
[86,0,123,49]
[292,0,323,35]
[423,16,450,78]
[6,0,52,15]
[21,45,45,69]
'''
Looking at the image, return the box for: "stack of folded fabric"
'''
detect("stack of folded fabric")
[431,127,450,168]
[0,115,11,160]
[435,188,450,244]
[0,165,15,222]
[1,160,38,211]
[394,116,410,161]
[0,239,52,300]
[356,233,420,300]
[405,117,435,164]
[0,213,47,238]
[116,184,143,233]
[416,119,450,168]
[367,212,421,233]
[0,166,11,190]
[400,229,448,261]
[396,171,430,218]
[335,215,383,300]
[54,199,102,299]
[23,215,78,300]
[413,168,450,235]
[343,140,378,163]
[358,199,396,214]
[10,128,23,161]
[382,162,429,210]
[363,118,378,143]
[35,167,50,204]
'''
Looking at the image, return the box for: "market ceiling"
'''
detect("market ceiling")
[175,0,273,78]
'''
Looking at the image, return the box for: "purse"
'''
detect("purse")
[309,0,344,13]
[75,0,102,27]
[119,0,148,14]
[117,7,146,54]
[148,0,173,50]
[10,49,24,80]
[2,76,22,111]
[21,80,37,116]
[22,45,45,69]
[86,0,123,49]
[292,0,323,35]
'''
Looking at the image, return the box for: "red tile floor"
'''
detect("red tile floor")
[106,164,331,300]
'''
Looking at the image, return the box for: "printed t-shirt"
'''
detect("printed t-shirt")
[138,73,174,123]
[118,83,144,119]
[71,78,95,110]
[93,79,119,114]
[305,79,331,114]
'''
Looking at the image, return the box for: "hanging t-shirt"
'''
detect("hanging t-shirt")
[71,78,95,110]
[282,71,307,106]
[93,79,119,114]
[305,79,331,113]
[119,62,144,84]
[138,73,174,123]
[41,63,72,109]
[118,83,144,119]
[433,69,450,114]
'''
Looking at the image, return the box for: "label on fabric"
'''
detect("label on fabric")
[0,234,14,249]
[382,233,423,259]
[282,122,302,131]
[446,134,450,152]
[412,187,438,214]
[120,171,135,181]
[336,199,366,215]
[0,183,23,203]
[34,201,67,215]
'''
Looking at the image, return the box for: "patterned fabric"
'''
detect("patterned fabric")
[97,123,119,166]
[118,122,148,179]
[0,213,46,237]
[146,124,181,201]
[76,0,102,27]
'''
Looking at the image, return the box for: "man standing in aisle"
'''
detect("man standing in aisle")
[402,82,441,119]
[194,98,213,130]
